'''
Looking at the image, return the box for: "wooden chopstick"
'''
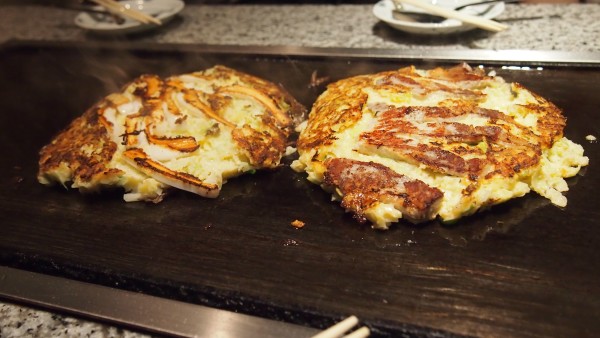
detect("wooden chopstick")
[89,0,162,25]
[393,0,508,32]
[311,316,370,338]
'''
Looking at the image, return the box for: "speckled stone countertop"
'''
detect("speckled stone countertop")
[1,3,600,52]
[0,302,149,338]
[1,3,599,338]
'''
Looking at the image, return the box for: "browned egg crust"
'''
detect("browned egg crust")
[297,64,567,224]
[38,103,122,185]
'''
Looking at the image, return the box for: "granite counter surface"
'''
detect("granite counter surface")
[1,3,599,338]
[1,3,599,52]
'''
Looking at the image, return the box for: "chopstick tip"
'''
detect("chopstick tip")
[311,315,369,338]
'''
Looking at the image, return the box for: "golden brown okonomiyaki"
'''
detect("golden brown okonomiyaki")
[38,65,305,202]
[292,64,588,229]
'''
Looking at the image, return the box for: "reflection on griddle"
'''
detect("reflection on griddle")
[433,194,551,247]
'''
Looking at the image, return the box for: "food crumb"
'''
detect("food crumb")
[285,146,297,156]
[308,70,330,88]
[586,135,597,142]
[291,219,305,229]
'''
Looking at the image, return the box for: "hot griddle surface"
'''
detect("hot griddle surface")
[1,42,599,337]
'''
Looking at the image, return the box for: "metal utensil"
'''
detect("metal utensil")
[393,0,518,24]
[54,4,126,24]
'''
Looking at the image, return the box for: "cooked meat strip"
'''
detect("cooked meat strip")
[323,158,443,224]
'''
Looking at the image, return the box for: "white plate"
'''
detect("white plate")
[373,0,505,35]
[75,0,184,35]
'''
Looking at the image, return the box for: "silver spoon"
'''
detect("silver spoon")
[393,0,519,23]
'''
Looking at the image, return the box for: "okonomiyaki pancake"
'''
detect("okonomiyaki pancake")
[38,65,305,202]
[292,64,589,229]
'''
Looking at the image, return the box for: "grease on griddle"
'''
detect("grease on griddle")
[283,239,300,246]
[8,165,24,191]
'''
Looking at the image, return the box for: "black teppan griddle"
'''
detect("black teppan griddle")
[1,41,599,337]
